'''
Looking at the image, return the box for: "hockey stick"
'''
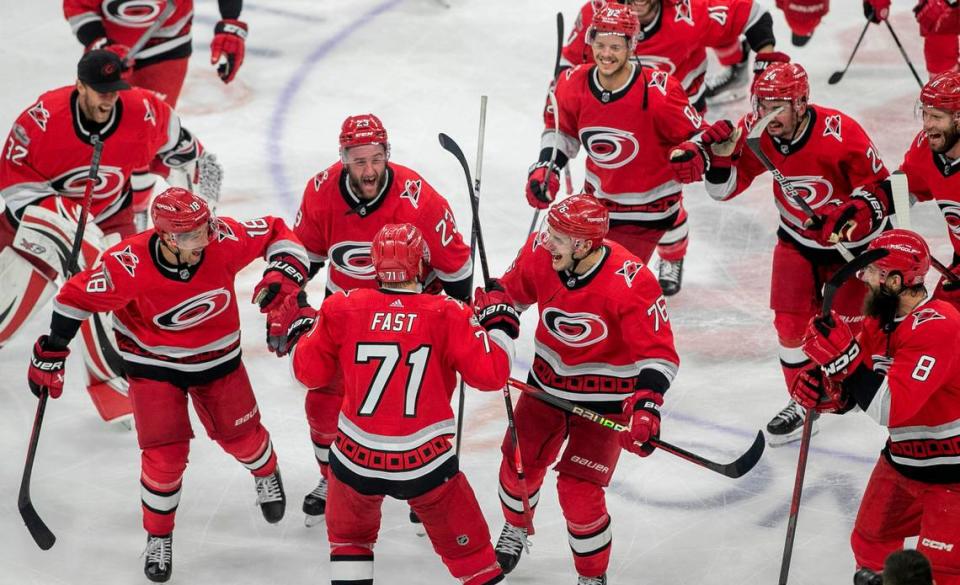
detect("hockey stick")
[746,108,856,262]
[884,20,924,89]
[20,135,105,551]
[125,0,177,66]
[552,12,574,196]
[777,248,888,585]
[507,379,765,479]
[828,20,870,85]
[454,96,488,458]
[439,133,535,535]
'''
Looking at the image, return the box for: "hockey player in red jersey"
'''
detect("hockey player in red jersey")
[775,0,829,46]
[863,0,959,75]
[702,60,892,445]
[63,0,248,106]
[0,50,222,424]
[791,230,960,585]
[900,71,960,309]
[561,0,777,109]
[489,194,679,585]
[527,4,715,297]
[283,223,515,585]
[291,113,473,526]
[25,188,308,583]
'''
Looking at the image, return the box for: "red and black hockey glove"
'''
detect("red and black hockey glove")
[253,254,307,313]
[525,161,561,209]
[789,367,856,414]
[933,263,960,308]
[915,0,959,33]
[266,291,317,356]
[474,280,520,340]
[700,119,741,169]
[802,311,863,380]
[210,19,248,83]
[669,142,706,183]
[752,50,791,80]
[28,335,70,399]
[86,38,134,74]
[813,189,886,246]
[619,390,662,457]
[863,0,891,23]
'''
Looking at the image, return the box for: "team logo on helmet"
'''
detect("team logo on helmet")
[104,0,164,27]
[780,176,834,211]
[580,127,639,169]
[50,166,125,201]
[154,288,232,331]
[541,308,608,347]
[940,201,960,237]
[329,241,376,279]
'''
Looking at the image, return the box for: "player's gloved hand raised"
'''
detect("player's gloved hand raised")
[752,51,791,79]
[86,38,134,72]
[525,161,561,209]
[802,311,863,380]
[789,366,856,414]
[253,254,307,313]
[474,280,520,339]
[211,19,248,83]
[619,390,662,457]
[915,0,959,33]
[669,142,706,183]
[812,190,884,246]
[266,291,317,356]
[863,0,891,23]
[28,335,70,399]
[933,265,960,307]
[700,120,742,169]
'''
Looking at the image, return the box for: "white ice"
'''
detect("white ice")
[0,1,948,584]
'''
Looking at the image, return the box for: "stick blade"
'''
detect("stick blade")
[727,430,766,478]
[18,499,55,550]
[438,132,465,159]
[827,71,843,85]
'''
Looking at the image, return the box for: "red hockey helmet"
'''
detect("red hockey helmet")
[151,188,214,249]
[753,62,809,105]
[920,71,960,112]
[865,229,931,287]
[546,194,609,250]
[340,113,389,150]
[371,223,429,284]
[587,3,640,47]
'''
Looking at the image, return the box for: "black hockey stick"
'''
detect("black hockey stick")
[508,379,765,479]
[885,20,923,89]
[777,248,888,585]
[439,132,535,534]
[125,0,176,66]
[20,135,104,551]
[746,108,856,262]
[828,20,870,85]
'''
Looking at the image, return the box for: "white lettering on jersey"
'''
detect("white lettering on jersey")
[707,5,728,25]
[370,312,418,332]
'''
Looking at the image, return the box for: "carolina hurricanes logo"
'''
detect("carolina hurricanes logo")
[939,201,960,237]
[401,179,422,209]
[615,260,644,288]
[580,127,639,169]
[674,0,694,25]
[50,166,125,201]
[104,0,165,27]
[646,70,670,96]
[823,115,843,142]
[110,245,139,277]
[541,308,609,347]
[101,62,117,77]
[329,241,375,279]
[636,55,677,76]
[313,170,329,191]
[781,176,835,211]
[27,101,50,132]
[154,289,232,331]
[912,307,945,330]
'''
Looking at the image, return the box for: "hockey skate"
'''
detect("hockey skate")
[766,399,819,447]
[657,258,684,297]
[143,533,173,583]
[302,477,327,527]
[704,60,749,105]
[409,509,426,537]
[255,469,286,523]
[495,522,530,575]
[578,575,607,585]
[853,568,882,585]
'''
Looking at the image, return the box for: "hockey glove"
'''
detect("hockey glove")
[526,161,561,209]
[789,367,856,414]
[211,19,248,83]
[933,264,960,307]
[253,254,307,313]
[266,291,317,356]
[28,335,70,399]
[813,189,885,246]
[619,390,662,457]
[863,0,891,23]
[474,281,520,339]
[669,142,706,183]
[701,120,742,169]
[802,311,863,380]
[752,51,791,79]
[916,0,959,33]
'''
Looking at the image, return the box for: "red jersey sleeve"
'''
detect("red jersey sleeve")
[440,298,512,391]
[650,72,703,146]
[884,317,960,426]
[702,0,763,48]
[0,113,57,204]
[560,3,596,68]
[900,132,935,203]
[543,67,585,162]
[418,187,472,283]
[836,115,890,188]
[219,216,308,273]
[705,114,768,201]
[290,294,341,391]
[293,171,333,267]
[498,234,542,310]
[53,246,139,319]
[620,277,680,393]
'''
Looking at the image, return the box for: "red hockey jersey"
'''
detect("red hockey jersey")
[705,105,891,252]
[0,86,185,225]
[499,235,679,414]
[562,0,764,105]
[858,297,960,484]
[547,63,703,227]
[900,131,960,261]
[52,216,307,385]
[291,289,512,497]
[294,162,472,297]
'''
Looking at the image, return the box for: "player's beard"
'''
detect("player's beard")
[863,284,899,328]
[349,168,385,200]
[928,122,960,154]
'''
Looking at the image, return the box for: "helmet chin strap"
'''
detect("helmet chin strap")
[159,237,191,276]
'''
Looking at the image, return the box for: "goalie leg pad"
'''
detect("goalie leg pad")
[0,247,56,347]
[14,198,105,277]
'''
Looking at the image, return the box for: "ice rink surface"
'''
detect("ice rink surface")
[0,1,951,583]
